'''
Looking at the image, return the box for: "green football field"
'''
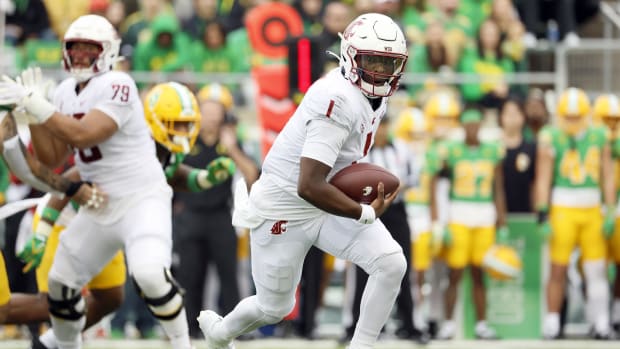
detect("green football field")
[1,339,619,349]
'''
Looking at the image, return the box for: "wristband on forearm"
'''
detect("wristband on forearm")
[357,204,376,224]
[64,181,84,197]
[187,169,212,192]
[41,207,60,224]
[536,205,549,224]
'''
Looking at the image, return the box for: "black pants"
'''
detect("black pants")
[295,246,324,338]
[518,0,576,39]
[346,202,414,336]
[173,211,240,338]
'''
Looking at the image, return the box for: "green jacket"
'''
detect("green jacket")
[458,46,514,102]
[132,14,192,72]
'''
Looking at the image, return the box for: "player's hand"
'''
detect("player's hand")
[71,182,108,210]
[537,209,551,239]
[370,182,401,218]
[0,67,56,123]
[603,208,616,239]
[18,220,53,273]
[0,75,28,105]
[206,156,236,186]
[431,221,447,256]
[496,225,510,245]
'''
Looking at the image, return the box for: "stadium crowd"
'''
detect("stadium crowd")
[0,0,618,347]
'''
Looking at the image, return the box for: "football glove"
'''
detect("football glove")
[496,226,510,245]
[603,206,616,239]
[206,156,236,186]
[0,67,56,124]
[537,208,551,239]
[18,220,53,273]
[431,221,450,256]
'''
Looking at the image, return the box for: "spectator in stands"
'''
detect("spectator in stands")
[424,0,474,38]
[354,0,375,15]
[500,95,536,213]
[489,0,526,65]
[42,0,89,40]
[120,0,171,60]
[105,0,127,31]
[401,0,428,44]
[5,0,52,45]
[173,84,259,338]
[294,0,325,35]
[191,21,237,78]
[517,0,580,47]
[374,0,401,19]
[523,88,549,142]
[406,20,459,102]
[458,0,492,33]
[316,1,354,72]
[132,13,192,73]
[182,0,219,40]
[459,19,514,109]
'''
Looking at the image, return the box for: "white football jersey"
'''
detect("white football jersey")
[250,68,387,220]
[53,71,166,197]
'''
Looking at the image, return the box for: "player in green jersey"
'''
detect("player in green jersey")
[432,108,507,340]
[536,88,615,339]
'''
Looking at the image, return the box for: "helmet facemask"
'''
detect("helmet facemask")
[352,50,407,98]
[63,40,104,83]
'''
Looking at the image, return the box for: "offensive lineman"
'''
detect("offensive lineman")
[0,15,194,349]
[10,82,235,349]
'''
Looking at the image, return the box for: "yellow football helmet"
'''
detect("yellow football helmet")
[593,93,620,130]
[394,107,432,142]
[144,82,201,154]
[197,83,234,111]
[423,91,461,138]
[482,245,522,281]
[556,87,591,135]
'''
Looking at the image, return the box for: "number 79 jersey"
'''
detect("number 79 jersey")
[52,71,166,197]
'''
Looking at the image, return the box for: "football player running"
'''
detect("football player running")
[198,13,407,349]
[536,88,614,339]
[592,93,620,334]
[431,109,507,340]
[9,82,235,348]
[0,15,208,349]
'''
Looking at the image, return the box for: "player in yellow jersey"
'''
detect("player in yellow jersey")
[536,88,615,339]
[593,93,620,332]
[432,109,507,340]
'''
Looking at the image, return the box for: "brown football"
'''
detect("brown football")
[329,163,400,204]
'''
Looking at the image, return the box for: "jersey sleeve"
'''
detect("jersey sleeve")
[302,82,355,133]
[92,73,140,128]
[301,118,349,167]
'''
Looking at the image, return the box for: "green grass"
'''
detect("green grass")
[1,339,620,349]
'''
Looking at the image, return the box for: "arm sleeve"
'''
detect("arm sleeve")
[92,74,140,128]
[301,119,349,168]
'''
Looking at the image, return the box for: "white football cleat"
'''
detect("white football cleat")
[197,310,235,349]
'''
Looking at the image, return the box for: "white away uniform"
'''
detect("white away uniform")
[46,71,189,349]
[222,68,407,349]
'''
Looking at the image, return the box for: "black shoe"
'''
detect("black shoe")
[411,329,431,345]
[338,332,353,346]
[427,320,438,339]
[30,336,52,349]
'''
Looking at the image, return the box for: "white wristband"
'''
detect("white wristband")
[357,204,376,224]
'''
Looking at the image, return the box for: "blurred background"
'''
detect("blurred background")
[0,0,619,347]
